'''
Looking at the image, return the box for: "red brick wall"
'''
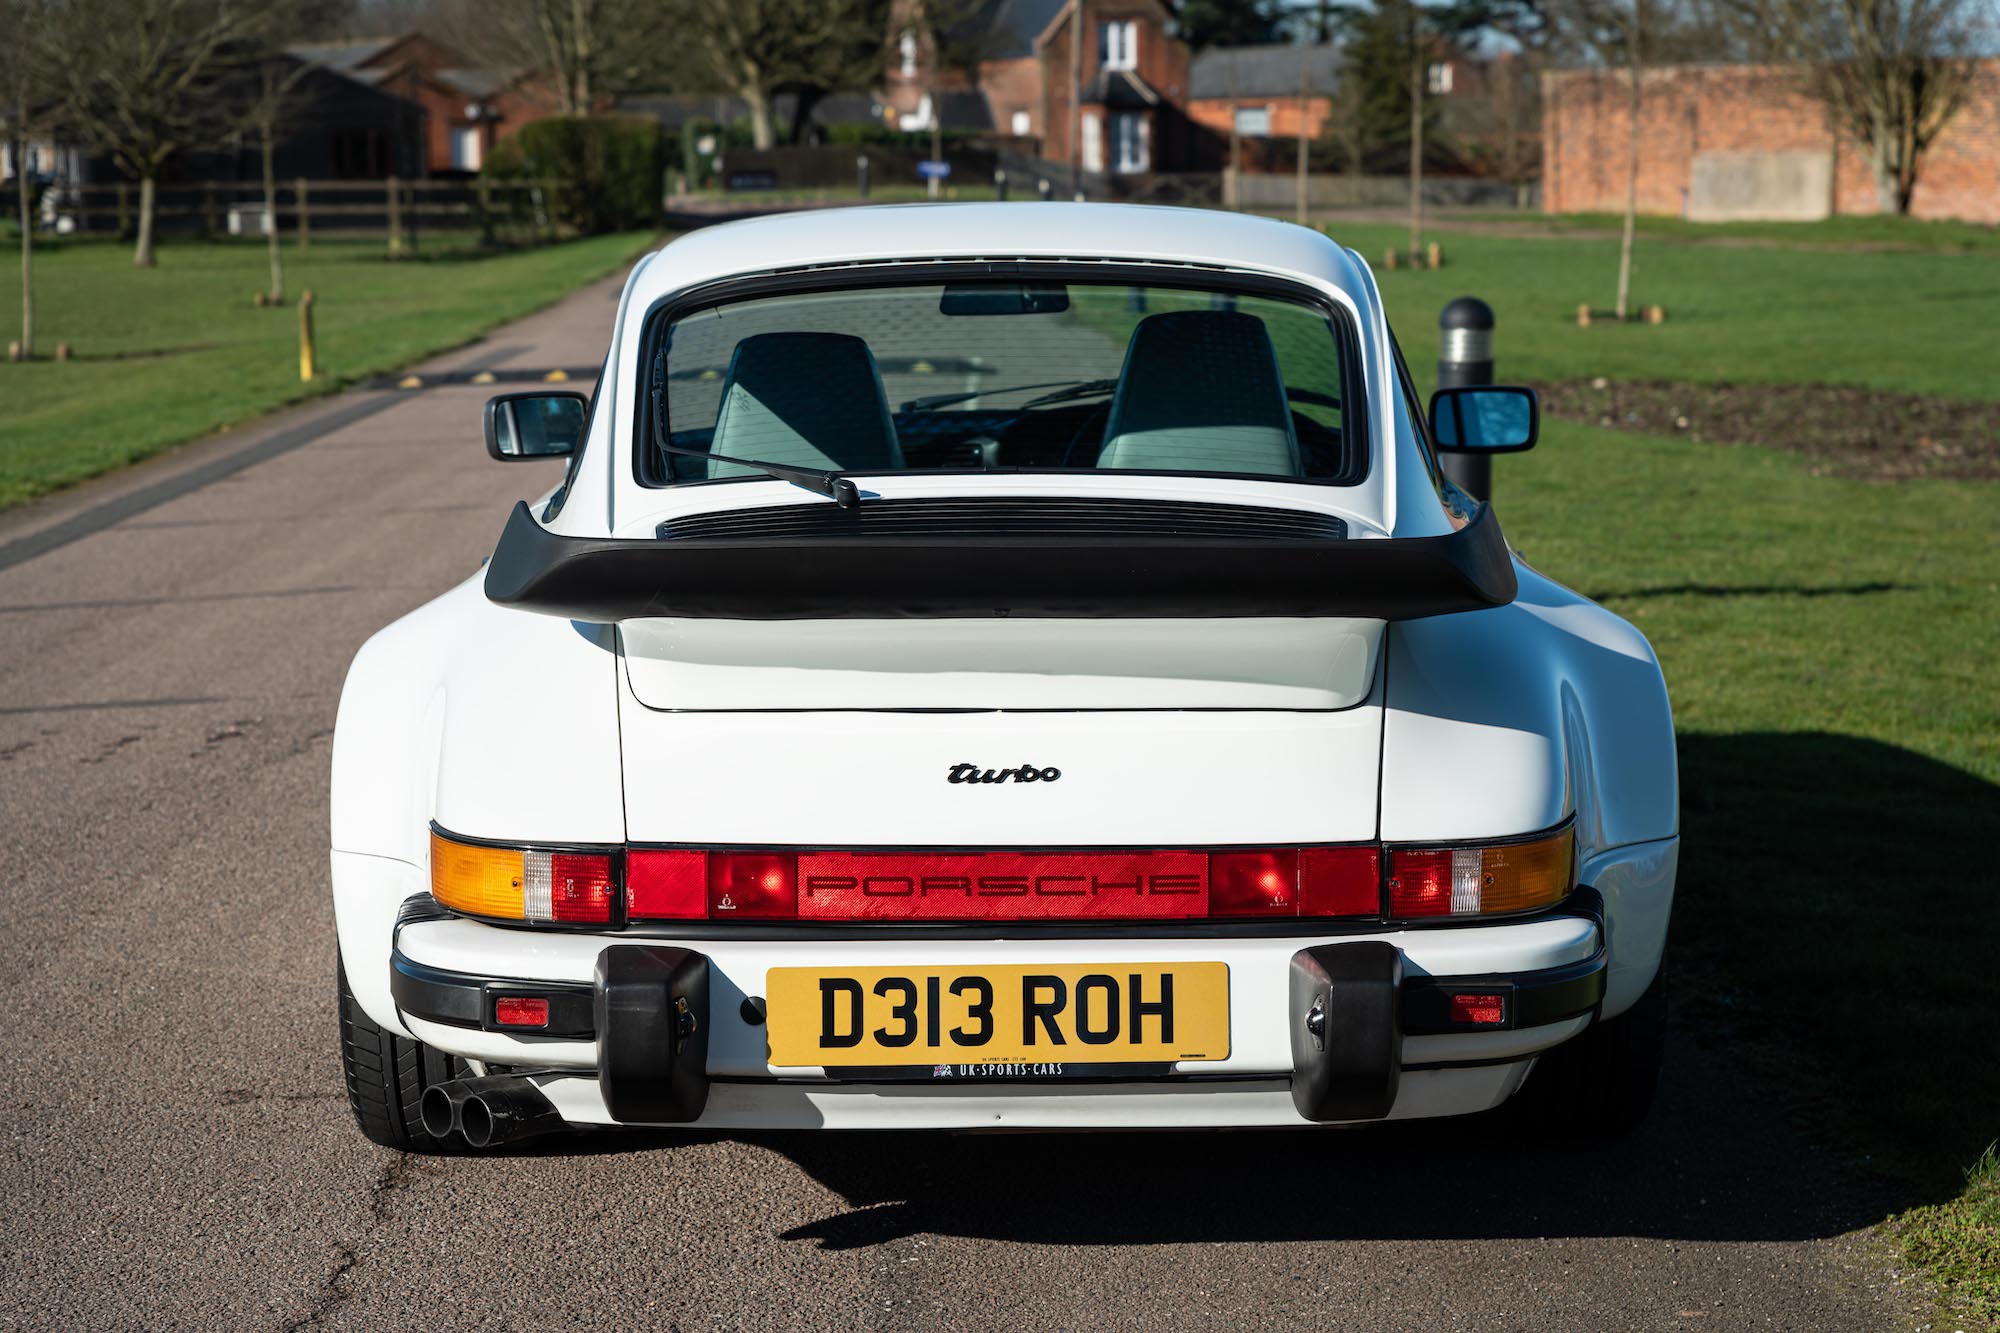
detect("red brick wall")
[1542,61,2000,223]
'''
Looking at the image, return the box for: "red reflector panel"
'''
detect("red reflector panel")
[626,850,708,920]
[1300,846,1381,916]
[796,852,1208,921]
[1388,848,1454,917]
[1449,993,1506,1026]
[710,853,798,918]
[494,997,549,1028]
[548,853,614,923]
[1209,850,1299,917]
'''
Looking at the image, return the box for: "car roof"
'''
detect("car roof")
[629,203,1372,310]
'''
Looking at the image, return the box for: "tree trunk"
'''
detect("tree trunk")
[572,0,592,111]
[262,121,283,303]
[13,132,31,358]
[1408,3,1423,261]
[1295,44,1311,225]
[133,174,157,269]
[747,94,775,150]
[929,81,943,200]
[1614,24,1642,322]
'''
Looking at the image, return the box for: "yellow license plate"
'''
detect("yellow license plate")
[765,963,1229,1068]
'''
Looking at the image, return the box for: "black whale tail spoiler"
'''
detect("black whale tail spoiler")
[482,499,1518,622]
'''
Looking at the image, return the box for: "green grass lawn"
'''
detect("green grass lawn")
[1345,226,2000,1324]
[1327,219,2000,401]
[0,232,655,509]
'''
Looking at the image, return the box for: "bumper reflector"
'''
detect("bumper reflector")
[1448,992,1506,1025]
[494,996,550,1028]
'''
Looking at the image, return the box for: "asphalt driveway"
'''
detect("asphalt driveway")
[0,268,1929,1330]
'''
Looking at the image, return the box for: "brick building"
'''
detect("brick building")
[1037,0,1194,174]
[288,34,564,176]
[1542,60,2000,224]
[1186,44,1340,144]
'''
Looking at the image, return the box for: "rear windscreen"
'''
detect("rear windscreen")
[641,278,1362,487]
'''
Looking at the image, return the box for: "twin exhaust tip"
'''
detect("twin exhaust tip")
[420,1075,563,1149]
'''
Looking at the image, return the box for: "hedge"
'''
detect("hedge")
[484,115,664,234]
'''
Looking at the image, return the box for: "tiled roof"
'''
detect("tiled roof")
[1189,43,1342,99]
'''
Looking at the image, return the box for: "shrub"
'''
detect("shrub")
[484,115,663,234]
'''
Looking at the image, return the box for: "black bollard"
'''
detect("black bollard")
[856,155,870,200]
[995,168,1008,202]
[1438,297,1496,502]
[1037,177,1052,201]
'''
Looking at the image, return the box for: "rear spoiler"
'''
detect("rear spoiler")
[483,499,1518,622]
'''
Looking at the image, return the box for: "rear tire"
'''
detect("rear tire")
[338,952,469,1154]
[1507,959,1667,1135]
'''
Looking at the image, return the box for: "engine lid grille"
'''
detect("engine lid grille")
[655,496,1348,543]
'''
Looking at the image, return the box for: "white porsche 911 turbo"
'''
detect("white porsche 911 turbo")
[330,204,1677,1152]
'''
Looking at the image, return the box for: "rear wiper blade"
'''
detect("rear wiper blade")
[651,382,860,509]
[1016,378,1117,410]
[900,378,1113,414]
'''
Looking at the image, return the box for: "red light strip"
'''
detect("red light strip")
[625,847,1384,923]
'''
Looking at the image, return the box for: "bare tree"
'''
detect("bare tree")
[428,0,667,116]
[239,56,317,303]
[1715,0,1982,213]
[37,0,267,268]
[1542,0,1658,318]
[911,0,989,198]
[662,0,884,150]
[2,0,54,356]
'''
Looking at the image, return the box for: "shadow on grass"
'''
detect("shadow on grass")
[514,733,1994,1252]
[1589,582,1921,602]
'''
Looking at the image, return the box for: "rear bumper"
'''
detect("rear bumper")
[387,911,1606,1129]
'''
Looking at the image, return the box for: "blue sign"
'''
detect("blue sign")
[917,160,952,180]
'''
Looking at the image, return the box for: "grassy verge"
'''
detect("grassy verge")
[1347,229,1998,1323]
[1890,1148,2000,1327]
[0,232,656,509]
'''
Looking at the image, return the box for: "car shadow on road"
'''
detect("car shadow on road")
[535,732,1996,1254]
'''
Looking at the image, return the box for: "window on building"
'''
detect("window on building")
[1010,110,1031,136]
[1427,62,1454,95]
[1099,18,1138,71]
[1233,105,1271,138]
[449,126,482,171]
[900,28,918,77]
[1110,111,1149,174]
[1080,110,1103,172]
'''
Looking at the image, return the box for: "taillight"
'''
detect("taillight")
[429,829,615,925]
[493,997,549,1028]
[432,826,1571,928]
[1387,826,1574,919]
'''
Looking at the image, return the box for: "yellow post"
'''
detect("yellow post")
[298,289,318,381]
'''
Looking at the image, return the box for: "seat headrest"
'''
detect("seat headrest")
[1097,310,1300,476]
[701,332,903,480]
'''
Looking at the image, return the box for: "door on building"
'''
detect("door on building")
[449,126,483,172]
[1080,111,1103,173]
[1110,111,1150,175]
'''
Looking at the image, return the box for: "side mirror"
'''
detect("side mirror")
[1428,385,1539,453]
[485,390,588,460]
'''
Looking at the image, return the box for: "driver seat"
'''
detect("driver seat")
[702,332,904,479]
